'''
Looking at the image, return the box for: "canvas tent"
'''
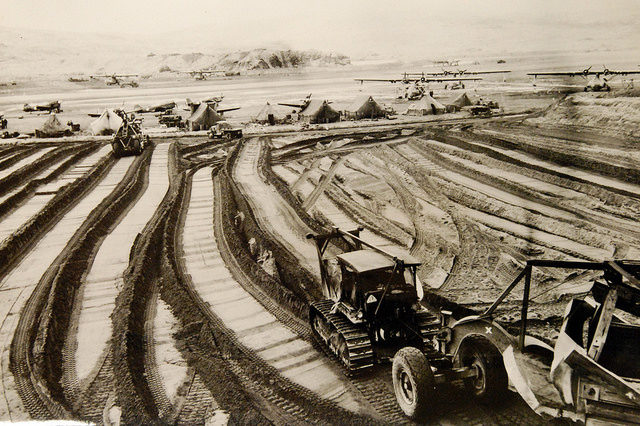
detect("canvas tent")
[186,103,223,131]
[344,95,386,120]
[405,94,446,116]
[253,102,279,125]
[89,109,123,135]
[35,114,69,138]
[299,100,340,124]
[445,92,473,112]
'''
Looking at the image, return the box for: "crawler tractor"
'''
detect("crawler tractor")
[307,228,443,375]
[111,110,148,157]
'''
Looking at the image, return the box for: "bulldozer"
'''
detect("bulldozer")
[307,228,442,375]
[111,110,148,157]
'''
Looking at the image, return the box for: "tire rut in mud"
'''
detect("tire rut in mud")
[0,144,101,222]
[8,145,154,420]
[167,165,381,424]
[0,151,117,281]
[0,144,88,199]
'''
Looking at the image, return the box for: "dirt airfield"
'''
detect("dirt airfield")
[0,60,639,425]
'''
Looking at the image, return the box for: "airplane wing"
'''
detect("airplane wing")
[606,70,640,75]
[354,78,405,83]
[278,102,305,108]
[425,77,482,82]
[354,77,481,83]
[527,72,581,77]
[462,70,511,75]
[217,106,241,113]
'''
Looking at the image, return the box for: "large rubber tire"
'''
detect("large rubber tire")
[132,138,142,155]
[111,142,123,158]
[459,339,508,403]
[392,347,435,420]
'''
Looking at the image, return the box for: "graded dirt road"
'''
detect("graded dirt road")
[181,167,366,413]
[70,143,169,388]
[0,154,134,421]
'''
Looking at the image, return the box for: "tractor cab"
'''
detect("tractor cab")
[308,228,441,373]
[335,250,421,318]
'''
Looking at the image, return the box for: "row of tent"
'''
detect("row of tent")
[406,92,473,115]
[252,92,475,125]
[83,92,476,135]
[89,103,226,135]
[253,96,387,125]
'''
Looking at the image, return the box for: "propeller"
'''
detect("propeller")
[582,65,592,76]
[602,65,611,76]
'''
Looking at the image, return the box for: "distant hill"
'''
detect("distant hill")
[146,49,351,74]
[0,27,350,78]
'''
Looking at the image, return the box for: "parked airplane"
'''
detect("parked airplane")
[409,69,511,78]
[527,66,640,91]
[179,70,240,80]
[23,100,62,113]
[354,73,482,85]
[278,93,314,110]
[90,74,139,87]
[134,101,177,113]
[185,97,240,114]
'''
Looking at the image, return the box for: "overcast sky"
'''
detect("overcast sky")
[2,0,640,57]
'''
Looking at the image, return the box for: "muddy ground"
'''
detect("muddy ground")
[0,83,638,425]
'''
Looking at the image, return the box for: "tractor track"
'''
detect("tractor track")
[411,137,640,241]
[434,128,640,201]
[0,150,136,421]
[0,145,22,162]
[256,134,547,424]
[64,142,168,409]
[0,145,115,280]
[0,146,57,182]
[175,166,381,423]
[0,146,39,172]
[394,141,614,260]
[10,145,151,421]
[0,144,87,199]
[0,143,101,222]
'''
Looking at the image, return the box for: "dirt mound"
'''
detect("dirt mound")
[528,93,640,136]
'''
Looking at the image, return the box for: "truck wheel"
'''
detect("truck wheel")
[392,347,435,420]
[459,339,508,403]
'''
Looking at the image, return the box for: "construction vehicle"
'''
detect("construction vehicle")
[391,259,640,422]
[23,101,62,113]
[157,111,184,128]
[307,228,442,375]
[111,110,148,157]
[208,122,243,140]
[469,105,492,117]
